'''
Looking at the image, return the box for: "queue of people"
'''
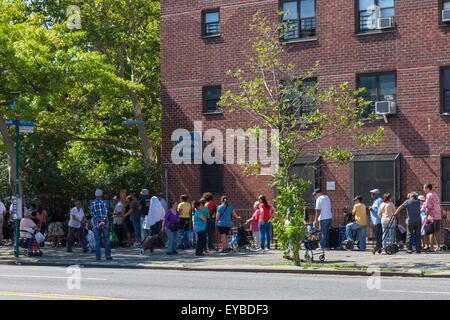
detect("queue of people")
[1,182,445,260]
[340,183,444,254]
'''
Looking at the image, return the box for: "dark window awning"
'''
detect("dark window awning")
[351,153,400,162]
[294,155,321,165]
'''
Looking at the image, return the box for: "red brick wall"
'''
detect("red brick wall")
[161,0,450,211]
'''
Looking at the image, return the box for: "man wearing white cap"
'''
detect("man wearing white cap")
[90,189,112,261]
[368,188,383,250]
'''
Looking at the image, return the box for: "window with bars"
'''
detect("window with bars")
[201,163,223,193]
[203,86,221,113]
[442,157,450,203]
[282,78,317,118]
[202,10,220,37]
[350,154,400,206]
[357,0,395,33]
[442,67,450,114]
[358,72,396,117]
[281,0,316,41]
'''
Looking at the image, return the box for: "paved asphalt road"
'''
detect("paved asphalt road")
[0,265,449,300]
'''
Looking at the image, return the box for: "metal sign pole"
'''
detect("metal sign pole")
[14,115,20,258]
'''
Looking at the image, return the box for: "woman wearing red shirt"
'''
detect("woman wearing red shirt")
[203,192,218,252]
[258,195,275,251]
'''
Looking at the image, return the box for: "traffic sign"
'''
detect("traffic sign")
[19,126,34,133]
[4,119,34,126]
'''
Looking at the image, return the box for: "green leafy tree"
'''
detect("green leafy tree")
[219,12,385,266]
[0,0,162,197]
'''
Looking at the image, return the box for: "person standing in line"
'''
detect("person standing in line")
[216,196,242,253]
[368,189,383,251]
[157,193,168,212]
[90,189,112,261]
[112,195,125,246]
[139,189,151,241]
[36,204,47,241]
[47,205,64,248]
[66,200,88,253]
[129,194,141,247]
[177,195,193,249]
[378,193,396,254]
[203,192,218,252]
[246,201,261,250]
[0,198,6,243]
[424,183,442,252]
[394,192,422,254]
[121,195,135,247]
[193,200,208,256]
[258,195,275,251]
[345,195,368,251]
[418,195,430,251]
[313,189,332,251]
[163,201,180,255]
[147,196,166,247]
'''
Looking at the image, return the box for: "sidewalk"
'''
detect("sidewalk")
[0,244,449,277]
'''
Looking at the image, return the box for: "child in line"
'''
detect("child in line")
[246,201,261,249]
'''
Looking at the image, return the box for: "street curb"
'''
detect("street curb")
[1,259,449,278]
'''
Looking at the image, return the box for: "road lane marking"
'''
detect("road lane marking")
[0,291,131,300]
[381,289,450,295]
[0,274,107,281]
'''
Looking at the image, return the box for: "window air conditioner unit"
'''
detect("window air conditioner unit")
[375,101,396,115]
[443,9,450,22]
[377,17,395,29]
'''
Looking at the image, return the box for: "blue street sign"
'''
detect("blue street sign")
[12,198,17,220]
[4,119,34,126]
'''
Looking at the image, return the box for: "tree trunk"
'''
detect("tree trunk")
[0,116,16,194]
[128,89,156,163]
[292,243,301,266]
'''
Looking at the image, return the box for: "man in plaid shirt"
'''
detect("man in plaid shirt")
[90,189,112,260]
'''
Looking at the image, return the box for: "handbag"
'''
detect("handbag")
[424,220,434,235]
[142,216,150,230]
[35,231,45,243]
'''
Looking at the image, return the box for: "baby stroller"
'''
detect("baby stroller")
[372,215,399,255]
[236,223,251,252]
[16,228,43,257]
[301,224,325,262]
[140,231,163,255]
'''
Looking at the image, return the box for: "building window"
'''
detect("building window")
[358,72,396,117]
[445,0,450,10]
[357,0,395,33]
[281,0,316,41]
[442,67,450,114]
[290,155,321,206]
[202,9,220,37]
[350,154,400,205]
[203,86,221,114]
[201,163,223,193]
[442,157,450,203]
[283,78,317,118]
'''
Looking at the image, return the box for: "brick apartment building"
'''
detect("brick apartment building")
[161,0,450,216]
